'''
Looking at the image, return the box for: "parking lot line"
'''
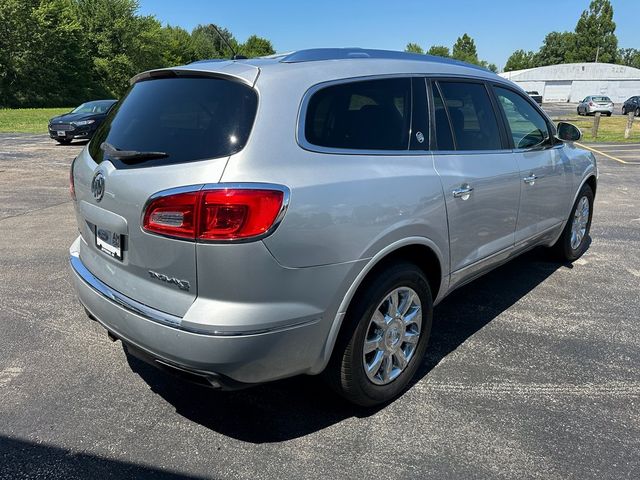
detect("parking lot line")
[576,143,630,164]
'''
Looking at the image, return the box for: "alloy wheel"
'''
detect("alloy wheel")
[570,196,590,250]
[362,287,422,385]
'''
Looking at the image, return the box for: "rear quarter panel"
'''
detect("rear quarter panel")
[221,71,450,272]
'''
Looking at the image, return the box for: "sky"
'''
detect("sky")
[138,0,640,69]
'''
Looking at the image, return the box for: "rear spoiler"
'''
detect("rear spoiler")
[130,62,260,87]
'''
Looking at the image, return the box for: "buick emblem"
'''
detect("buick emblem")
[91,172,105,202]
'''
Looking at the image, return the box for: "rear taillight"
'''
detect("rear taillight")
[142,187,286,241]
[69,158,76,201]
[588,102,594,106]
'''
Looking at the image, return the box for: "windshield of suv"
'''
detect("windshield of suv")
[88,76,258,169]
[592,96,611,102]
[72,100,116,114]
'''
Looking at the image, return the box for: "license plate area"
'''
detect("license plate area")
[57,130,66,136]
[95,226,123,260]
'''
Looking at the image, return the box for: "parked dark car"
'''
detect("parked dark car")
[49,100,117,144]
[622,96,640,116]
[526,91,543,105]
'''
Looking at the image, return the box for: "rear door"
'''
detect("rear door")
[431,79,521,285]
[73,74,259,316]
[492,85,571,245]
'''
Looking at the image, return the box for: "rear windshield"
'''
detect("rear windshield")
[592,96,611,102]
[89,76,258,169]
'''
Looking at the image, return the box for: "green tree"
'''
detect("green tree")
[162,25,197,66]
[452,34,478,64]
[405,43,424,54]
[504,49,537,71]
[0,0,91,107]
[76,0,163,97]
[191,24,238,60]
[480,61,498,73]
[537,31,576,66]
[240,35,274,58]
[573,0,617,63]
[427,45,450,58]
[618,48,640,69]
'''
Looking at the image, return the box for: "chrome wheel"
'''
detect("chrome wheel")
[362,287,422,386]
[570,195,589,250]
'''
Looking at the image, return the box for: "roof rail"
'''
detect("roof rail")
[280,48,487,71]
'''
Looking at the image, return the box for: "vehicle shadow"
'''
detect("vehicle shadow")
[127,247,566,443]
[0,435,207,479]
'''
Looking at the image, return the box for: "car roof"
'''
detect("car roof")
[131,48,502,87]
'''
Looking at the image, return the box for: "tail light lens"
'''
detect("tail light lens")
[588,102,594,106]
[143,187,286,241]
[69,158,76,201]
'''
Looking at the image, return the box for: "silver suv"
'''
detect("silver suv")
[69,49,597,406]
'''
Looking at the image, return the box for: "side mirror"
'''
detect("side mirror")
[556,122,582,142]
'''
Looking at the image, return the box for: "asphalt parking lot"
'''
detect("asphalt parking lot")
[1,134,639,479]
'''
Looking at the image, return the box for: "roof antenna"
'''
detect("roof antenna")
[210,24,247,60]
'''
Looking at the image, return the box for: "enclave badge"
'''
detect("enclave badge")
[148,270,191,291]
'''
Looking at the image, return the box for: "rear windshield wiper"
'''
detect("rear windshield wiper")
[100,142,168,161]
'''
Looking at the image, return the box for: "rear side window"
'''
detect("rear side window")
[437,81,502,151]
[89,77,258,169]
[431,83,455,150]
[494,87,549,149]
[304,78,411,150]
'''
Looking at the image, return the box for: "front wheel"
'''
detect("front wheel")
[325,262,433,406]
[622,107,627,115]
[636,108,640,117]
[552,184,594,262]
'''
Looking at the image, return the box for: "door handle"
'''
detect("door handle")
[523,174,538,185]
[452,185,474,200]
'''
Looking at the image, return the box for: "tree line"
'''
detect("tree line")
[504,0,639,72]
[405,34,498,73]
[0,0,275,108]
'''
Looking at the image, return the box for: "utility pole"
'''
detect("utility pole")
[595,46,600,63]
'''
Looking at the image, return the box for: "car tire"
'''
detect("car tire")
[56,139,72,145]
[325,261,433,407]
[552,184,594,263]
[636,108,640,117]
[622,107,627,115]
[577,107,581,116]
[606,112,612,117]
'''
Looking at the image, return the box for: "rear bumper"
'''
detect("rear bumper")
[69,239,326,385]
[587,105,613,114]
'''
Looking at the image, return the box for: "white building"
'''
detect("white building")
[499,63,640,103]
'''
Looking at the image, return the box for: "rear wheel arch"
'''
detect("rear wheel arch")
[317,239,444,372]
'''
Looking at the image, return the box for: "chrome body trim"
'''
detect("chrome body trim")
[70,250,312,336]
[70,251,183,329]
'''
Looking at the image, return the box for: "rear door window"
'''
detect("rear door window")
[494,87,550,149]
[436,81,502,151]
[89,76,258,169]
[431,82,455,150]
[304,78,411,150]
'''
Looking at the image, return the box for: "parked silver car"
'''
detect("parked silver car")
[577,95,614,116]
[69,48,597,406]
